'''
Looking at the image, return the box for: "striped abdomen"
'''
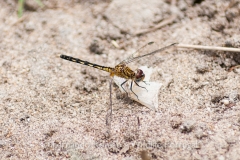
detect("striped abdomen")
[60,55,113,73]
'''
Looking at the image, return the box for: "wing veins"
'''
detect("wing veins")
[124,43,178,64]
[120,42,155,64]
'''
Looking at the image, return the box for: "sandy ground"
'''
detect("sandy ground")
[0,0,240,159]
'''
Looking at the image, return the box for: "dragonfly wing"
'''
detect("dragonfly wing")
[120,42,177,69]
[127,43,178,64]
[120,41,158,65]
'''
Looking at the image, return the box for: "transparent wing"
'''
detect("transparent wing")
[120,42,178,69]
[120,42,156,65]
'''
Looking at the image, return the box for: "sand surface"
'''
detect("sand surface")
[0,0,240,159]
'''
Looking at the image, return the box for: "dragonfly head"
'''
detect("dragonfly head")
[135,69,145,82]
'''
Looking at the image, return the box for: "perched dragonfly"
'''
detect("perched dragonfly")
[60,42,177,126]
[60,42,177,99]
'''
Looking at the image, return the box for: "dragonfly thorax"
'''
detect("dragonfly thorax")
[113,64,145,81]
[113,64,136,80]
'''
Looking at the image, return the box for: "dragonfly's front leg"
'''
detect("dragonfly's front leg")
[106,78,113,127]
[143,81,150,86]
[134,81,148,92]
[130,81,139,100]
[120,80,129,96]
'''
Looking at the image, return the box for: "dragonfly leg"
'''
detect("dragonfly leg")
[120,80,129,96]
[134,81,148,92]
[106,78,113,127]
[143,81,150,85]
[130,81,139,100]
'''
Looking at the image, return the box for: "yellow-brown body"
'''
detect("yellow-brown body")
[60,55,136,80]
[60,42,177,100]
[110,64,135,80]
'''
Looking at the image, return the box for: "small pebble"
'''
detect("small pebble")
[179,120,195,133]
[193,142,201,149]
[25,0,41,11]
[0,142,4,148]
[71,103,80,107]
[196,65,209,74]
[225,137,236,144]
[221,99,230,106]
[195,129,207,139]
[24,22,35,31]
[218,155,225,160]
[170,117,182,129]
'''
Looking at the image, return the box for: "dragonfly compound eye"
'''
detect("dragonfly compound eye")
[135,69,145,82]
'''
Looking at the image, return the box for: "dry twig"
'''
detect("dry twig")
[134,15,177,36]
[177,44,240,53]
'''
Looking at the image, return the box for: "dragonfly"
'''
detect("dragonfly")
[60,42,177,99]
[60,42,177,126]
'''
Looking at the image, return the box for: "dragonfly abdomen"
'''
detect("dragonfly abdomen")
[60,55,113,73]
